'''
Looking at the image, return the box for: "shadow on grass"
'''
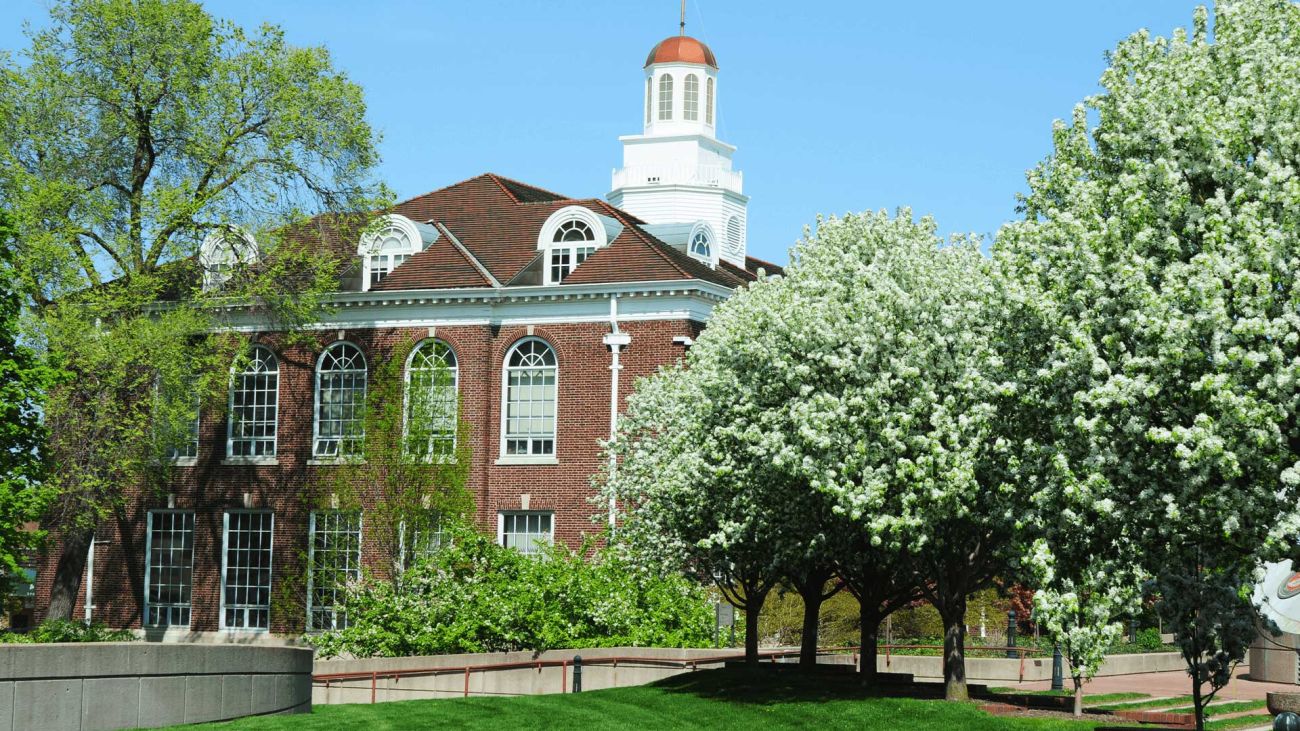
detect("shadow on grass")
[650,665,914,706]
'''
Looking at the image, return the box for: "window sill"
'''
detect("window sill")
[494,456,559,466]
[218,627,270,634]
[221,457,279,467]
[307,458,366,466]
[168,457,198,467]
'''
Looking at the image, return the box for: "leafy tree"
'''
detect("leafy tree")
[996,1,1300,726]
[0,210,59,599]
[0,0,386,619]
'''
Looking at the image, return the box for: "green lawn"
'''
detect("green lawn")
[169,667,1126,730]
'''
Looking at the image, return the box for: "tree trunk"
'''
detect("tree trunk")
[745,602,762,665]
[45,527,93,621]
[940,595,969,701]
[799,589,824,668]
[859,607,881,684]
[1191,673,1205,731]
[1072,677,1084,717]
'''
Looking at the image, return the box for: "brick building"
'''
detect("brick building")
[34,32,775,638]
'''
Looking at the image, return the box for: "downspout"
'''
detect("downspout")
[602,296,631,532]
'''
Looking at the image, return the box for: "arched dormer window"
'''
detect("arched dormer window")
[358,214,424,292]
[227,346,278,458]
[688,222,714,263]
[313,342,367,459]
[538,206,610,285]
[405,339,458,462]
[200,227,258,292]
[684,74,699,121]
[706,77,715,125]
[658,74,673,121]
[501,338,557,458]
[645,77,652,125]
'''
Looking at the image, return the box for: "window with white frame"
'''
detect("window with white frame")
[500,511,553,556]
[502,339,557,457]
[228,346,278,458]
[549,220,596,284]
[658,73,673,120]
[307,511,361,631]
[399,510,447,570]
[405,340,458,461]
[144,510,194,628]
[157,378,199,462]
[684,73,700,121]
[221,511,273,631]
[690,228,712,260]
[706,76,715,125]
[314,342,367,458]
[200,228,258,292]
[358,215,424,292]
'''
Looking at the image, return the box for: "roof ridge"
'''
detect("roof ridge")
[487,173,569,202]
[486,173,521,203]
[433,222,500,287]
[397,172,517,206]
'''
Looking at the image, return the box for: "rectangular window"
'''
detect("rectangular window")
[221,511,273,631]
[549,246,595,284]
[369,254,409,286]
[399,511,446,571]
[229,349,278,458]
[499,511,553,556]
[307,511,362,631]
[145,511,195,628]
[165,393,200,461]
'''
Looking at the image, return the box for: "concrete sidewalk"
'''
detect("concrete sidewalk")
[1009,669,1296,701]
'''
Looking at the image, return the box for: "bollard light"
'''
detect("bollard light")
[1275,711,1300,731]
[573,655,583,693]
[1051,644,1064,692]
[1006,611,1018,659]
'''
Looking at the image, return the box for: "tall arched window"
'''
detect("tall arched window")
[314,342,367,458]
[228,346,279,458]
[683,74,699,121]
[645,77,652,125]
[406,340,459,461]
[706,77,715,125]
[502,339,557,458]
[658,74,673,121]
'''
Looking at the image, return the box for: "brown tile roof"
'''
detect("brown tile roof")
[293,172,755,292]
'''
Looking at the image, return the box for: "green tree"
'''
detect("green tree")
[0,210,59,599]
[997,2,1300,727]
[0,0,387,619]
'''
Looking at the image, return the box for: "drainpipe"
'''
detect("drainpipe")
[602,296,631,531]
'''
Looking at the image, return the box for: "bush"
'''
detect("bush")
[0,618,134,643]
[310,527,714,658]
[1136,627,1163,652]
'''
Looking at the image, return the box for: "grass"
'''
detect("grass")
[987,689,1149,705]
[1090,694,1194,711]
[1167,700,1268,716]
[1205,713,1273,730]
[167,667,1123,730]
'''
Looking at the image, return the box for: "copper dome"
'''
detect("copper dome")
[645,35,718,69]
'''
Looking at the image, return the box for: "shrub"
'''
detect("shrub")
[0,619,134,643]
[1136,628,1163,652]
[310,526,714,658]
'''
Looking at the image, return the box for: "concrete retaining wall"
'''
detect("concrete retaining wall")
[313,647,1190,704]
[0,642,313,731]
[1251,632,1299,684]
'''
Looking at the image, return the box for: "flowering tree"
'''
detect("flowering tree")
[996,2,1300,726]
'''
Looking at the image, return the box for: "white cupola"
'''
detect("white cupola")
[608,29,749,268]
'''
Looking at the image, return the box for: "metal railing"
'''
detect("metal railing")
[313,644,1043,703]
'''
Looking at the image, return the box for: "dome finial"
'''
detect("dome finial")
[680,0,686,36]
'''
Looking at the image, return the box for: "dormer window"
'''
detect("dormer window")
[358,214,432,292]
[200,228,258,292]
[687,221,716,267]
[538,206,612,285]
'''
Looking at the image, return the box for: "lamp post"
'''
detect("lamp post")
[1006,611,1018,659]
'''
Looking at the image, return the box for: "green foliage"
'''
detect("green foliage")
[0,618,134,643]
[1136,628,1163,653]
[0,210,59,598]
[310,525,713,658]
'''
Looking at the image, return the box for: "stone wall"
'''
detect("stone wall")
[0,642,312,731]
[1251,631,1299,684]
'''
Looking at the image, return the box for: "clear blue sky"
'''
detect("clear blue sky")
[0,0,1205,265]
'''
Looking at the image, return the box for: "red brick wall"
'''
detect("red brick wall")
[34,317,698,633]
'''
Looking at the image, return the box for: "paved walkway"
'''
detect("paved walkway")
[1009,669,1297,701]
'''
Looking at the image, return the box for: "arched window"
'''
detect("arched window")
[690,228,712,259]
[502,339,557,458]
[683,74,699,121]
[726,215,744,257]
[550,219,597,283]
[706,77,715,125]
[228,346,278,458]
[406,340,459,461]
[358,214,426,292]
[314,342,367,458]
[658,74,673,121]
[645,77,652,125]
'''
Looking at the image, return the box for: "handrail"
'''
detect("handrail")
[314,643,1045,702]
